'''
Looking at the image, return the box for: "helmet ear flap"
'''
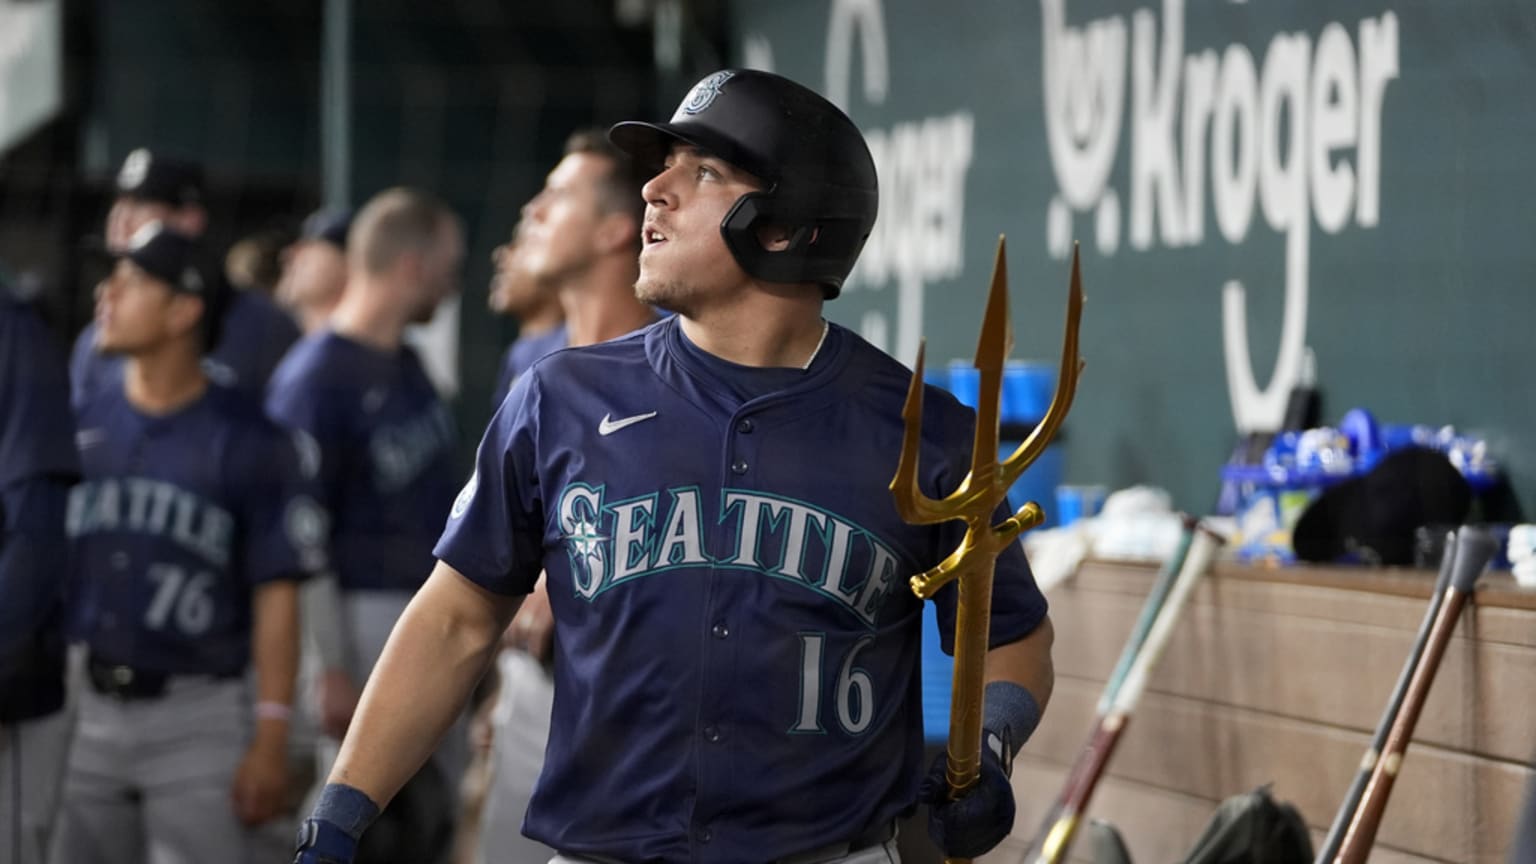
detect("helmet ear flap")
[719,192,845,298]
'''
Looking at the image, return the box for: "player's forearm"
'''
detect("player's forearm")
[327,561,518,807]
[252,579,301,744]
[985,614,1055,711]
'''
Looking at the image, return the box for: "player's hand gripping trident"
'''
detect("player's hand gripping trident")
[891,236,1084,863]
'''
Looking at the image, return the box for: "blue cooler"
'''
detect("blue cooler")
[922,360,1064,742]
[920,602,951,741]
[944,360,1064,527]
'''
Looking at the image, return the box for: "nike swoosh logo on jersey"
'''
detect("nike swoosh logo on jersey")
[77,428,107,449]
[598,411,659,436]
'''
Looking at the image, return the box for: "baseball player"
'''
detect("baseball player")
[0,279,80,864]
[225,229,290,298]
[52,223,323,864]
[488,128,664,409]
[265,188,466,861]
[277,208,354,336]
[295,70,1054,864]
[486,227,564,410]
[70,148,299,406]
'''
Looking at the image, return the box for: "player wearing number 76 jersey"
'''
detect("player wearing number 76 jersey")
[55,224,325,864]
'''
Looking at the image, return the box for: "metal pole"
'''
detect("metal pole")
[321,0,351,208]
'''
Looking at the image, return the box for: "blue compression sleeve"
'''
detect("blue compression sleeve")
[982,680,1042,774]
[311,783,380,839]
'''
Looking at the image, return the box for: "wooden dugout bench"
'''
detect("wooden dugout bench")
[984,558,1536,864]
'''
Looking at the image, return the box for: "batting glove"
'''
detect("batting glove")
[919,734,1017,859]
[921,680,1041,858]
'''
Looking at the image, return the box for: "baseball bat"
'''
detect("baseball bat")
[1313,529,1459,863]
[1096,515,1200,717]
[1020,516,1196,858]
[1331,525,1497,864]
[1022,523,1226,864]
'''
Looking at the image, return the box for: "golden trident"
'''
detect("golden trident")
[891,236,1084,863]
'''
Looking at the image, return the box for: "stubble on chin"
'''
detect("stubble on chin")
[634,276,693,317]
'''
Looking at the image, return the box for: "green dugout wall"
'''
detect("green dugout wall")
[728,0,1536,516]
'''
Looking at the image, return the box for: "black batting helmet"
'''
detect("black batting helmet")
[609,69,879,298]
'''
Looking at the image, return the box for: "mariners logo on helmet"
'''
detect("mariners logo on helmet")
[118,148,151,191]
[681,70,735,116]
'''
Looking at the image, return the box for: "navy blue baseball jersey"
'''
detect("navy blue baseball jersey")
[436,317,1047,864]
[71,289,299,406]
[266,331,458,593]
[492,324,568,410]
[66,384,325,676]
[0,299,78,491]
[0,297,79,715]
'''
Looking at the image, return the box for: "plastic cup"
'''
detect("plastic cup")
[1055,484,1107,527]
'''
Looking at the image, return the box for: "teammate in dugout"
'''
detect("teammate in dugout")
[52,223,325,864]
[295,69,1054,864]
[71,149,300,408]
[277,207,354,337]
[0,277,80,864]
[267,188,468,862]
[486,221,565,411]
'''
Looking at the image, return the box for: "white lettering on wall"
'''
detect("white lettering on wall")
[739,0,975,368]
[851,114,974,366]
[1041,0,1400,433]
[825,0,974,366]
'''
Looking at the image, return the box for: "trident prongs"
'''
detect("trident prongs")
[889,236,1084,858]
[1002,243,1085,490]
[889,238,1085,601]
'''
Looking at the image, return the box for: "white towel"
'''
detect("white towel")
[1508,524,1536,564]
[1512,558,1536,589]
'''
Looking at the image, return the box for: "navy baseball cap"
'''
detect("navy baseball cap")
[299,207,354,250]
[114,222,209,295]
[115,148,205,207]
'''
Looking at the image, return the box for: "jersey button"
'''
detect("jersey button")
[697,827,713,844]
[703,725,722,743]
[731,459,749,475]
[711,622,730,639]
[737,418,755,434]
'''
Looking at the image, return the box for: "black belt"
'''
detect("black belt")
[85,653,238,701]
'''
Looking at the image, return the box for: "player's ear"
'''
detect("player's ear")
[167,293,206,342]
[393,247,426,285]
[753,222,802,253]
